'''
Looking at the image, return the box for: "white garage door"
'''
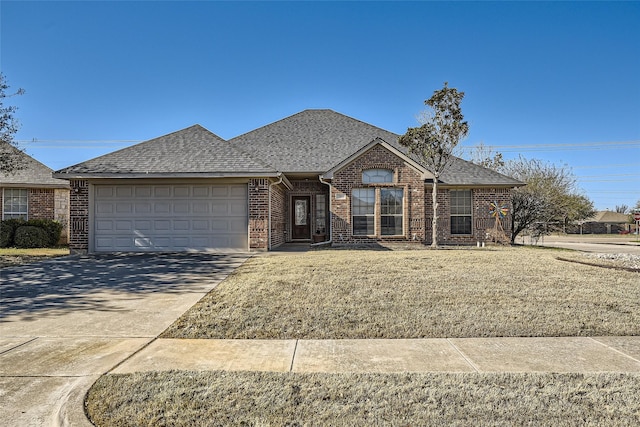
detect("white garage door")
[94,184,248,251]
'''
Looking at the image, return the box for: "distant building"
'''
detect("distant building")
[576,210,632,234]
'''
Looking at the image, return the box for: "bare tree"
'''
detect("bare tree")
[399,82,469,248]
[469,141,504,170]
[615,204,629,214]
[501,156,594,243]
[0,73,26,174]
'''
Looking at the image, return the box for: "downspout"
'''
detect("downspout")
[313,175,333,247]
[268,173,284,250]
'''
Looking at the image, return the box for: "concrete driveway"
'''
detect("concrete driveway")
[0,252,248,427]
[526,235,640,255]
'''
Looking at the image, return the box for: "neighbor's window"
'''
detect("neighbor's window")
[450,189,472,235]
[352,188,375,235]
[380,188,403,235]
[3,188,28,220]
[362,169,393,184]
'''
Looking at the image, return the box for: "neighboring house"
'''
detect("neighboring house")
[576,210,632,234]
[0,145,70,242]
[54,109,523,253]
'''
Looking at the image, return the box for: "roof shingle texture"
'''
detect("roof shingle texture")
[231,109,521,185]
[1,144,69,188]
[54,110,521,186]
[56,125,275,175]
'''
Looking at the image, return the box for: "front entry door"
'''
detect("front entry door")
[291,196,311,240]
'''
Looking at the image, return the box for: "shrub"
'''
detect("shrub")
[0,218,27,248]
[0,219,63,247]
[26,219,63,246]
[14,226,50,248]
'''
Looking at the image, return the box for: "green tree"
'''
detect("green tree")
[399,82,469,248]
[0,73,26,174]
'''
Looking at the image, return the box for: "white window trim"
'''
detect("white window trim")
[2,188,29,220]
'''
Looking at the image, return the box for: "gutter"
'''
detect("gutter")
[312,175,333,247]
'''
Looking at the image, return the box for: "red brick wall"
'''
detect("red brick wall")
[249,178,269,250]
[424,186,513,245]
[270,182,287,248]
[69,180,89,253]
[330,144,425,245]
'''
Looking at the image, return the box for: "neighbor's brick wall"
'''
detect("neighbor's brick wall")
[249,178,269,250]
[0,187,69,243]
[69,180,89,253]
[270,182,287,248]
[330,144,425,245]
[28,188,55,220]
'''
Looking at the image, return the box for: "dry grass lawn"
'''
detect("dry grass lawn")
[0,247,69,268]
[162,247,640,339]
[87,371,640,426]
[88,247,640,426]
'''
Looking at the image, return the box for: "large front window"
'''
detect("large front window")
[3,188,28,220]
[352,188,374,235]
[352,187,404,236]
[450,189,472,234]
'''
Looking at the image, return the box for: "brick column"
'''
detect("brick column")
[69,180,89,254]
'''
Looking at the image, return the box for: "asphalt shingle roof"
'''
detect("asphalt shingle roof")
[231,109,521,186]
[54,110,522,186]
[230,109,401,173]
[56,125,275,176]
[0,144,69,188]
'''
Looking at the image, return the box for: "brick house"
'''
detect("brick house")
[1,145,70,242]
[54,110,522,253]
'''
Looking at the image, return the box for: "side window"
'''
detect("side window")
[450,189,472,234]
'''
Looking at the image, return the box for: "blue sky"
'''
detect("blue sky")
[2,1,639,211]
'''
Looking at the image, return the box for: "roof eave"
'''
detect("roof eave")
[0,182,70,189]
[52,172,281,180]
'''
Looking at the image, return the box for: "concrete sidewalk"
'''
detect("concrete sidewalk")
[111,336,640,375]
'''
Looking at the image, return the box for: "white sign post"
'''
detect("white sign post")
[634,212,640,242]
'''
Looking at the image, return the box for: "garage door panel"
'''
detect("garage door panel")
[135,203,152,214]
[154,187,171,197]
[173,203,190,214]
[116,187,133,198]
[229,185,247,197]
[154,203,170,213]
[115,221,132,231]
[94,184,248,251]
[116,203,133,213]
